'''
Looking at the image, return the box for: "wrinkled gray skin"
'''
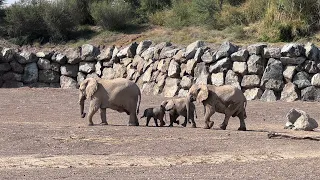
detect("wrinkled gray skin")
[79,78,141,126]
[160,97,197,128]
[187,84,247,131]
[140,107,166,127]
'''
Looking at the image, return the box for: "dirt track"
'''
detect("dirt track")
[1,88,320,179]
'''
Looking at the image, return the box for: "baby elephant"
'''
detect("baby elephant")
[140,107,166,127]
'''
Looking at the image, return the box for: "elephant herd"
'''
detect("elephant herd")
[78,77,247,131]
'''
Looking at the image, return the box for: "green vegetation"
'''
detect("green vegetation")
[0,0,320,45]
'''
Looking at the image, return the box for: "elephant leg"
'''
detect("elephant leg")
[128,111,139,126]
[220,103,240,130]
[159,116,165,127]
[181,117,187,127]
[237,111,247,131]
[220,114,231,130]
[169,114,174,127]
[87,101,100,126]
[100,108,108,125]
[169,114,179,127]
[146,116,151,126]
[153,118,159,127]
[204,105,215,129]
[190,113,197,128]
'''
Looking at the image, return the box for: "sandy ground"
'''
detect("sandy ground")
[1,88,320,179]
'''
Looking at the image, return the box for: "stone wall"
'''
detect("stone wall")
[1,40,320,102]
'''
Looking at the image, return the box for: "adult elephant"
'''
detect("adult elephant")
[78,78,141,126]
[186,84,247,131]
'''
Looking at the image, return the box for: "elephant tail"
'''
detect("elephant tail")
[136,91,141,114]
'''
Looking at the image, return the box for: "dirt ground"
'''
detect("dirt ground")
[1,88,320,179]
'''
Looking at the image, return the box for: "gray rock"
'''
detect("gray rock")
[86,72,99,79]
[293,71,311,89]
[2,72,22,81]
[154,42,172,60]
[143,59,153,72]
[305,42,319,61]
[173,50,185,62]
[1,48,16,63]
[168,60,180,78]
[113,63,126,78]
[0,63,11,73]
[184,40,204,60]
[160,47,180,59]
[260,58,284,91]
[216,41,238,60]
[2,81,23,88]
[225,70,240,89]
[180,76,193,89]
[232,62,247,75]
[155,73,167,94]
[195,72,209,85]
[81,44,99,61]
[281,82,299,102]
[180,63,187,77]
[36,51,54,59]
[186,59,197,75]
[244,88,263,100]
[132,55,144,67]
[194,62,209,81]
[178,89,189,97]
[37,58,51,70]
[201,50,216,64]
[51,63,61,72]
[280,56,306,65]
[281,43,305,57]
[231,49,249,62]
[65,48,81,64]
[101,68,115,80]
[22,63,38,83]
[247,55,264,75]
[141,47,155,60]
[247,43,267,55]
[38,70,60,83]
[211,72,224,86]
[158,58,170,73]
[303,60,318,74]
[60,75,78,89]
[136,40,152,56]
[142,66,153,82]
[283,66,296,83]
[61,64,78,77]
[141,82,156,95]
[77,72,86,85]
[79,62,95,74]
[17,51,38,64]
[209,57,232,73]
[126,68,136,80]
[117,42,138,58]
[95,61,102,76]
[194,48,205,62]
[52,53,67,65]
[97,46,114,61]
[111,47,120,63]
[151,70,160,82]
[9,61,23,73]
[301,86,320,101]
[163,78,180,97]
[241,75,261,88]
[260,89,277,102]
[312,73,320,87]
[263,47,281,59]
[285,108,318,131]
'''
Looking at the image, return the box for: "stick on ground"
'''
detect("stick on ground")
[268,131,320,141]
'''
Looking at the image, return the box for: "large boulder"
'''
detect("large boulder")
[194,62,209,84]
[293,71,311,89]
[37,58,51,70]
[260,89,277,102]
[17,51,38,64]
[178,89,189,97]
[60,64,78,77]
[36,51,54,59]
[231,49,249,62]
[215,41,238,60]
[101,68,114,80]
[232,62,247,75]
[52,52,67,65]
[211,72,224,86]
[302,60,318,74]
[194,48,205,62]
[0,63,11,73]
[97,46,114,61]
[81,44,99,61]
[153,42,172,60]
[113,63,126,78]
[1,48,16,63]
[77,72,86,85]
[283,66,296,83]
[38,70,60,83]
[184,40,204,60]
[95,61,102,76]
[141,82,156,95]
[311,73,320,87]
[117,42,138,58]
[260,58,284,91]
[201,50,216,64]
[247,55,264,75]
[136,40,153,56]
[301,86,320,101]
[51,63,61,72]
[209,57,232,73]
[280,56,306,65]
[142,66,153,83]
[281,43,305,57]
[225,70,240,89]
[65,48,81,64]
[163,78,180,97]
[79,62,95,74]
[168,60,180,78]
[22,63,38,83]
[241,75,260,88]
[263,47,281,59]
[247,43,267,55]
[180,76,193,89]
[158,58,170,73]
[10,61,24,73]
[141,47,155,61]
[304,42,319,61]
[160,47,179,59]
[281,82,299,102]
[244,88,263,100]
[285,108,318,131]
[186,59,197,75]
[2,72,22,81]
[2,81,23,88]
[60,75,78,89]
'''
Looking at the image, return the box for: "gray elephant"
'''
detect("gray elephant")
[140,107,166,127]
[79,78,141,126]
[160,97,197,128]
[187,84,247,131]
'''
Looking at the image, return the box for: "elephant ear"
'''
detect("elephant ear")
[197,85,209,103]
[85,78,98,99]
[165,100,175,111]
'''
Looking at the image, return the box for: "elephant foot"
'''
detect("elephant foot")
[128,122,139,126]
[203,125,210,129]
[160,122,165,127]
[238,127,247,131]
[181,123,187,127]
[192,123,197,128]
[100,122,108,126]
[175,120,180,125]
[88,123,94,126]
[81,113,86,118]
[219,124,227,130]
[168,124,173,127]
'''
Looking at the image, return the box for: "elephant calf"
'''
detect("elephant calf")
[161,97,197,128]
[140,107,166,127]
